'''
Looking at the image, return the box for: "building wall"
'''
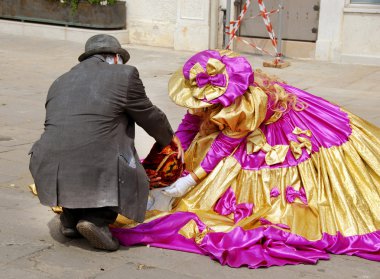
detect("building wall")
[174,0,212,51]
[125,0,213,51]
[315,0,345,62]
[340,12,380,64]
[125,0,380,62]
[124,0,177,47]
[1,0,378,64]
[316,0,380,65]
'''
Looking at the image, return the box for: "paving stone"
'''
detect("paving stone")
[0,266,52,279]
[93,262,200,279]
[0,148,31,163]
[0,158,29,178]
[0,174,20,186]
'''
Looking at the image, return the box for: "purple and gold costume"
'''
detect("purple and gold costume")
[112,50,380,268]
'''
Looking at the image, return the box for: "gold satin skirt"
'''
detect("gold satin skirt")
[117,111,380,241]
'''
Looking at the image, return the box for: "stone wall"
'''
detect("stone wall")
[340,11,380,65]
[125,0,213,51]
[316,0,380,65]
[124,0,177,48]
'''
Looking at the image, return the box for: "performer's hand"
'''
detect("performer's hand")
[172,135,184,163]
[161,174,197,197]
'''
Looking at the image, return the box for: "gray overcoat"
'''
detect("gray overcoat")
[29,55,173,222]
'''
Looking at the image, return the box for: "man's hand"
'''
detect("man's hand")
[148,173,161,188]
[172,135,184,163]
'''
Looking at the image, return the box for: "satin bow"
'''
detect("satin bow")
[285,186,308,205]
[246,129,289,166]
[259,218,290,230]
[290,136,312,160]
[214,187,254,223]
[292,127,312,137]
[270,187,281,198]
[189,59,227,101]
[196,72,226,88]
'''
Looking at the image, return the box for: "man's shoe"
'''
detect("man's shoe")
[76,220,119,251]
[60,224,82,238]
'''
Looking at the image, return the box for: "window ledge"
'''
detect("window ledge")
[344,4,380,14]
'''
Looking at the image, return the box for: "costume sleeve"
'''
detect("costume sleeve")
[175,111,201,152]
[125,68,174,147]
[193,87,268,180]
[211,86,268,137]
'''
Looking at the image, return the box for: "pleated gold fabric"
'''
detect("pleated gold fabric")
[120,109,380,242]
[210,86,268,136]
[184,87,268,174]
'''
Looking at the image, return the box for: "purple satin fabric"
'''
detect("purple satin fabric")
[270,187,281,198]
[139,82,378,268]
[112,212,205,254]
[214,187,254,223]
[196,72,226,88]
[285,186,308,205]
[175,84,353,172]
[111,212,380,268]
[234,83,352,170]
[200,132,243,173]
[182,50,254,107]
[175,112,201,152]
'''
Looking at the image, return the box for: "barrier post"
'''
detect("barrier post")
[262,0,290,68]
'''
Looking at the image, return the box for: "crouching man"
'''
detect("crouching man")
[29,34,183,251]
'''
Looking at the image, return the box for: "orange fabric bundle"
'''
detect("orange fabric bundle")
[142,142,184,189]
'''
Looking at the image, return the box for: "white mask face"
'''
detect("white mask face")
[105,54,124,65]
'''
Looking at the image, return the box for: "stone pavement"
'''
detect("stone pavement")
[0,32,379,279]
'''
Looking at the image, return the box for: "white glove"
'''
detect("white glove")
[148,188,175,211]
[162,174,197,198]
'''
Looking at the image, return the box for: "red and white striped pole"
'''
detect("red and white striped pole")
[225,0,287,68]
[226,0,251,49]
[257,0,280,63]
[248,8,280,20]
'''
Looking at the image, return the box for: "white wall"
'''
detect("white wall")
[340,12,380,64]
[316,0,380,65]
[125,0,213,51]
[124,0,177,47]
[174,0,211,50]
[315,0,345,61]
